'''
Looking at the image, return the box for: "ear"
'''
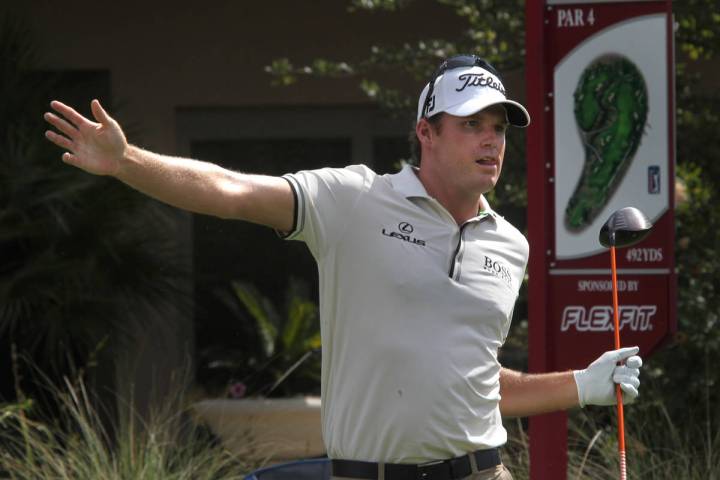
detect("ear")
[415,118,434,148]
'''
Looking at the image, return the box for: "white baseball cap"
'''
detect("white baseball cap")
[416,64,530,127]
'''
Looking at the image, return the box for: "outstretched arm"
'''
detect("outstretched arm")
[44,100,294,231]
[499,346,642,417]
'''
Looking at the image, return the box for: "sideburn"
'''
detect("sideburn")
[412,113,444,165]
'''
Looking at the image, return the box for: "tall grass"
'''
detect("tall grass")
[2,367,716,479]
[0,373,253,480]
[502,401,720,480]
[570,401,719,480]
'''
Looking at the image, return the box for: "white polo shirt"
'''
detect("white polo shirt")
[282,164,529,463]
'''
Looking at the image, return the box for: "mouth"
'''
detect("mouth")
[475,157,498,167]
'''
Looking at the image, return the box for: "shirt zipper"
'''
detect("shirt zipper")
[448,213,492,281]
[449,222,471,280]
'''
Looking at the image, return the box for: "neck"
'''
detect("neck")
[416,167,483,225]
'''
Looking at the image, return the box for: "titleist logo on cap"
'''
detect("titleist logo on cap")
[456,72,506,96]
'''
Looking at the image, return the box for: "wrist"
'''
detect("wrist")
[114,144,136,180]
[572,369,586,407]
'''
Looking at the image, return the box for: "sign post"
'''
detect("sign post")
[525,1,676,478]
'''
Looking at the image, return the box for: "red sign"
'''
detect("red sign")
[525,1,675,479]
[543,0,676,369]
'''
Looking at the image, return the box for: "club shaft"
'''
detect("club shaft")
[611,245,627,478]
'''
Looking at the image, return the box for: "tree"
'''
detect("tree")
[0,15,188,415]
[643,0,720,432]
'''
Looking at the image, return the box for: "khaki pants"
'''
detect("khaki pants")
[332,463,513,480]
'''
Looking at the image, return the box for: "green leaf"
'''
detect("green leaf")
[231,281,278,356]
[281,298,318,353]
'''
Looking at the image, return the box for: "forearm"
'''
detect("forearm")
[116,146,292,230]
[498,368,579,417]
[115,145,243,218]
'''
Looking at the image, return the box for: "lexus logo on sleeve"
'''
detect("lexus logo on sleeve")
[381,221,426,247]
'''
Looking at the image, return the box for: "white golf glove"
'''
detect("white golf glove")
[573,346,643,407]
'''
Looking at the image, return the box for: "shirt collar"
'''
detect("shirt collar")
[390,164,432,199]
[390,164,498,219]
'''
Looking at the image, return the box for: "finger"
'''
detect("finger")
[614,364,641,375]
[44,112,79,139]
[50,100,96,129]
[62,152,79,166]
[613,364,641,380]
[613,373,640,388]
[625,356,643,368]
[611,346,640,362]
[619,383,639,402]
[91,99,112,125]
[622,367,641,379]
[45,130,75,151]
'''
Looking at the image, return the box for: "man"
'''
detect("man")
[44,55,642,480]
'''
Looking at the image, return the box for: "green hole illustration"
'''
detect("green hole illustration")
[565,55,648,231]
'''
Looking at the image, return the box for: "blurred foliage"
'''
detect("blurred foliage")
[198,278,321,398]
[0,15,187,400]
[641,0,720,430]
[265,0,525,112]
[674,1,720,61]
[265,0,720,429]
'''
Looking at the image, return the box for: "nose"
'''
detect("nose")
[480,128,500,151]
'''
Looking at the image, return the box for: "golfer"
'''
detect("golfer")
[44,55,642,480]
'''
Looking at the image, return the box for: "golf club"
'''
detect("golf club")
[598,207,652,480]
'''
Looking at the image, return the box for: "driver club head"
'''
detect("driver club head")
[599,207,653,248]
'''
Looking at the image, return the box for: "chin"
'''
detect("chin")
[473,177,498,194]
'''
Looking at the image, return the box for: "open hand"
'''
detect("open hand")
[44,99,127,176]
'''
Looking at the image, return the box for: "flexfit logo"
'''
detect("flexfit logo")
[381,222,426,247]
[456,73,506,96]
[648,165,661,194]
[561,305,657,332]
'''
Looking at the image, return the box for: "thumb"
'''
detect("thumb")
[625,356,643,369]
[611,346,640,363]
[91,99,112,125]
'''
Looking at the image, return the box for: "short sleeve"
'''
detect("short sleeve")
[279,165,374,259]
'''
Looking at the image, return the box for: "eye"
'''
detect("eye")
[495,124,509,134]
[464,120,479,128]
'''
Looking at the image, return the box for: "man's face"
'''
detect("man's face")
[426,105,508,195]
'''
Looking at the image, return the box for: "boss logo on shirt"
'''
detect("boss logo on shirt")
[381,222,427,247]
[483,255,512,287]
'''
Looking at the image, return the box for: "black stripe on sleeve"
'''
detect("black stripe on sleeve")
[276,175,300,239]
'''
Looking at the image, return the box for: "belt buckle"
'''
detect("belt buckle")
[416,459,450,480]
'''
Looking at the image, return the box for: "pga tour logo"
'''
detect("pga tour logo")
[561,305,657,332]
[648,165,661,194]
